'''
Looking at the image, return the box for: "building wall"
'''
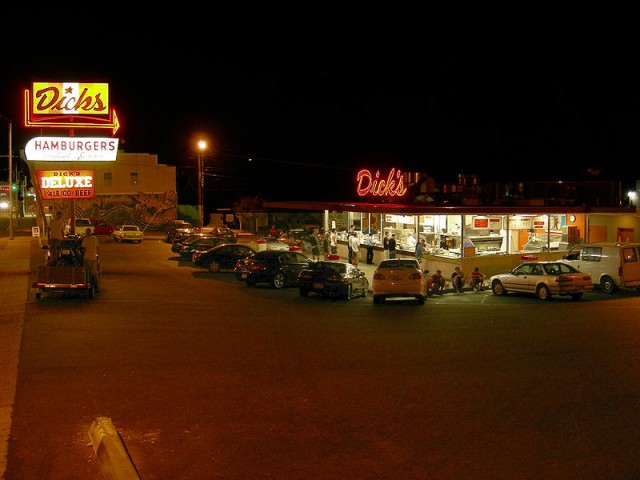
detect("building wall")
[27,150,178,232]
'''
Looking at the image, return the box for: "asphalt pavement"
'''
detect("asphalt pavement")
[0,223,464,479]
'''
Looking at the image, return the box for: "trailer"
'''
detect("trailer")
[32,238,97,300]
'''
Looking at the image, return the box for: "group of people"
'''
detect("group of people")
[425,266,485,295]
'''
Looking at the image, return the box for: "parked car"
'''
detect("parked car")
[192,243,256,272]
[173,235,226,257]
[298,260,368,300]
[112,224,144,243]
[91,219,114,236]
[490,261,593,300]
[165,219,194,243]
[65,218,94,235]
[559,242,640,293]
[194,225,237,243]
[372,258,428,305]
[277,230,313,251]
[234,250,314,288]
[250,236,290,252]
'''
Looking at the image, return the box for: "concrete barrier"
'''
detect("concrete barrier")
[88,417,140,480]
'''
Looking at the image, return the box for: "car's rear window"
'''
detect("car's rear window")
[380,260,418,269]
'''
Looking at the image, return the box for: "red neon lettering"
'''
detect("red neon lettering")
[356,168,407,197]
[34,86,107,113]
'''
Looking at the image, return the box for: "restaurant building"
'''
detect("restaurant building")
[263,169,640,278]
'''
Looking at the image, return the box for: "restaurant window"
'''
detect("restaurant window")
[130,172,138,185]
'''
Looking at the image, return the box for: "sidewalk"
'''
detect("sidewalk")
[0,234,35,480]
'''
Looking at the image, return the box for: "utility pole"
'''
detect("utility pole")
[0,114,13,239]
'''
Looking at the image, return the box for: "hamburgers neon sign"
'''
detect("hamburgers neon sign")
[356,168,407,197]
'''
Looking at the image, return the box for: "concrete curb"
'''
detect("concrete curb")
[88,417,140,480]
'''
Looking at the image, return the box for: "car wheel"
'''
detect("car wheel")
[373,295,383,304]
[417,295,425,305]
[600,276,617,294]
[491,280,506,296]
[207,260,221,273]
[537,284,551,300]
[272,272,286,289]
[245,277,257,286]
[570,292,583,300]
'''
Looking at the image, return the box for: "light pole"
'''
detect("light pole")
[197,140,207,229]
[0,114,12,239]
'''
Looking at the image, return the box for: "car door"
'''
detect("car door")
[504,263,533,292]
[621,246,640,287]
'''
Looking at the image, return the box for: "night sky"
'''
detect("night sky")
[2,30,639,207]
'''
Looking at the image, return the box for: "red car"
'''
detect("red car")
[91,219,114,236]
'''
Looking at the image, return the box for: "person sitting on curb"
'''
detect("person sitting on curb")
[469,266,485,292]
[451,266,465,293]
[429,269,446,294]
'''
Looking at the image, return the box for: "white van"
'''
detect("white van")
[560,242,640,293]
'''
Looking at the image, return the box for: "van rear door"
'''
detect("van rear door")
[620,245,640,288]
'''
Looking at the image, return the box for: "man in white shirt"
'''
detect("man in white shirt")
[406,232,417,249]
[349,231,360,267]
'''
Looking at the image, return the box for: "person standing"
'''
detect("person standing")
[47,211,65,250]
[383,232,390,258]
[330,228,337,255]
[309,228,321,261]
[388,233,397,259]
[323,232,331,259]
[415,237,426,270]
[406,232,417,250]
[350,231,360,267]
[451,266,465,293]
[365,232,374,264]
[80,227,100,291]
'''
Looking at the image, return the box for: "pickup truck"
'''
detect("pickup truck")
[32,238,98,299]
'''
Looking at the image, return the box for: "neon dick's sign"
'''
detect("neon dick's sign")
[356,168,407,197]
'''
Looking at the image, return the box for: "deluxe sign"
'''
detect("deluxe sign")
[25,137,119,161]
[35,170,95,199]
[356,168,407,197]
[24,82,120,133]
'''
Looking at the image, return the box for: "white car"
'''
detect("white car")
[112,224,144,243]
[66,218,94,235]
[253,236,290,252]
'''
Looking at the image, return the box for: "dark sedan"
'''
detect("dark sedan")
[298,260,369,300]
[192,244,256,272]
[172,235,225,257]
[234,250,314,288]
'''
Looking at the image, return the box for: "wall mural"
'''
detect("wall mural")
[43,191,177,230]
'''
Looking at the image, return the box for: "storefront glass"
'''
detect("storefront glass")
[334,211,574,258]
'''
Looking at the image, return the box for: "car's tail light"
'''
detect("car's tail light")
[373,273,385,280]
[408,273,422,280]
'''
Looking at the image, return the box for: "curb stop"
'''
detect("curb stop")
[88,416,141,480]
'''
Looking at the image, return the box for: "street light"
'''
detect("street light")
[0,114,12,239]
[197,140,207,229]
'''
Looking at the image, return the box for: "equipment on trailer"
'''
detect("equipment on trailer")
[32,237,99,300]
